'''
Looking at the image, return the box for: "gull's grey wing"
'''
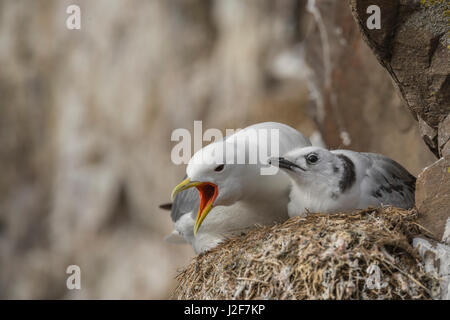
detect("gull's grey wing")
[171,185,200,223]
[359,152,416,209]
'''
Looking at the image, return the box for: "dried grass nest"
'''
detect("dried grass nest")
[173,207,440,300]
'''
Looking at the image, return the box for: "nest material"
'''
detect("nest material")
[173,207,440,300]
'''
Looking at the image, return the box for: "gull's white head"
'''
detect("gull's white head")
[171,140,268,236]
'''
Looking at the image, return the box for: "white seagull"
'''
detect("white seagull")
[268,146,416,217]
[168,122,311,253]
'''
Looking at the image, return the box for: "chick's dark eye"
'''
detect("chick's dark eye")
[214,164,225,172]
[306,153,319,164]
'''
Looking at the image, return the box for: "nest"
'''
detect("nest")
[173,207,440,300]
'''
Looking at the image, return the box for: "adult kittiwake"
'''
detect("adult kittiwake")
[268,146,416,217]
[168,122,311,253]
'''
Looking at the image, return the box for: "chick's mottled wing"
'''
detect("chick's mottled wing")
[359,153,416,209]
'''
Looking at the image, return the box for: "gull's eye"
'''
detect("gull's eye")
[306,153,319,164]
[214,164,225,172]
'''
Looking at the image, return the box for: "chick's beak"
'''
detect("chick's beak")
[171,178,218,236]
[268,157,305,171]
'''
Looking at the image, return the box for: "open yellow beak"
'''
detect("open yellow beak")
[171,178,218,236]
[171,178,200,201]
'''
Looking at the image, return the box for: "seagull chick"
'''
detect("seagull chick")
[168,122,311,253]
[268,146,416,217]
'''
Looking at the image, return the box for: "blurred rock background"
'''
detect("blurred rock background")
[0,0,436,299]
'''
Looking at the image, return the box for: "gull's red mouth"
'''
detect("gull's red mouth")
[194,183,218,235]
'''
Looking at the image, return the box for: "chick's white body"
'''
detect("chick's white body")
[287,176,361,217]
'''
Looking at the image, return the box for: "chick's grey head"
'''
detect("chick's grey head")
[268,146,342,187]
